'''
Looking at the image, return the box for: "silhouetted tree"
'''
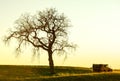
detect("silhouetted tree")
[4,8,76,74]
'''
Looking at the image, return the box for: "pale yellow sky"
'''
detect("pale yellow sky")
[0,0,120,69]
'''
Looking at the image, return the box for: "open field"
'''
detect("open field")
[0,65,120,81]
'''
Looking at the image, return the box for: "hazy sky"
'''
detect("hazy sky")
[1,0,120,69]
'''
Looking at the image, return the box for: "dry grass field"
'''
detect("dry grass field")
[0,65,120,81]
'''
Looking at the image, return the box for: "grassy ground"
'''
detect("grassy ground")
[0,65,120,81]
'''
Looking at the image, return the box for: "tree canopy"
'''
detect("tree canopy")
[4,8,76,74]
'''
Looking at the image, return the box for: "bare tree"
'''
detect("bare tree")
[4,8,76,74]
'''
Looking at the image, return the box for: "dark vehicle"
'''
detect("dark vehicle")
[93,64,112,72]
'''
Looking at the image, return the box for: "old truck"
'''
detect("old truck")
[92,64,112,72]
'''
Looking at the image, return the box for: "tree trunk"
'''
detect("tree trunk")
[48,50,55,74]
